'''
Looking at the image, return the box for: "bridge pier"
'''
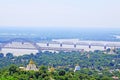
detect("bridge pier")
[47,43,49,46]
[89,45,91,48]
[22,42,24,44]
[60,43,62,47]
[0,45,2,51]
[74,44,76,48]
[0,48,1,51]
[104,46,107,49]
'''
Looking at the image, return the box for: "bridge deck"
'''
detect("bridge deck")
[1,39,120,52]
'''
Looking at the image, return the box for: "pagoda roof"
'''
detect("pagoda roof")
[29,59,35,64]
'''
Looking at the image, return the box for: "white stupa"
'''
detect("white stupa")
[26,59,38,71]
[74,65,80,72]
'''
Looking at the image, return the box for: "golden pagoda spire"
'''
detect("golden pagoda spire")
[48,66,55,72]
[29,59,34,64]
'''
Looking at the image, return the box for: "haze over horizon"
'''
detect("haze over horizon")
[0,0,120,29]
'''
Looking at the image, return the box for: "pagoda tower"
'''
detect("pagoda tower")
[26,59,38,71]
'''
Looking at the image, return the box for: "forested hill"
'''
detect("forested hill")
[0,49,120,69]
[0,49,120,79]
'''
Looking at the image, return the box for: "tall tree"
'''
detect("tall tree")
[6,53,13,59]
[0,53,4,58]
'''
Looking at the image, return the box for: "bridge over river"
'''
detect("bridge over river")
[0,38,120,56]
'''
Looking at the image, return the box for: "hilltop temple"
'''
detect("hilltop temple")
[19,59,38,71]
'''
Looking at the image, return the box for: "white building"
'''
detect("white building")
[74,65,80,72]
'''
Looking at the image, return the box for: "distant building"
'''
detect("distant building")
[112,76,119,80]
[74,65,80,72]
[19,59,38,71]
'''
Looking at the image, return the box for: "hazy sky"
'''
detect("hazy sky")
[0,0,120,28]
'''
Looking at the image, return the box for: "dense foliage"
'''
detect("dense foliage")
[0,65,116,80]
[1,49,120,69]
[0,49,120,79]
